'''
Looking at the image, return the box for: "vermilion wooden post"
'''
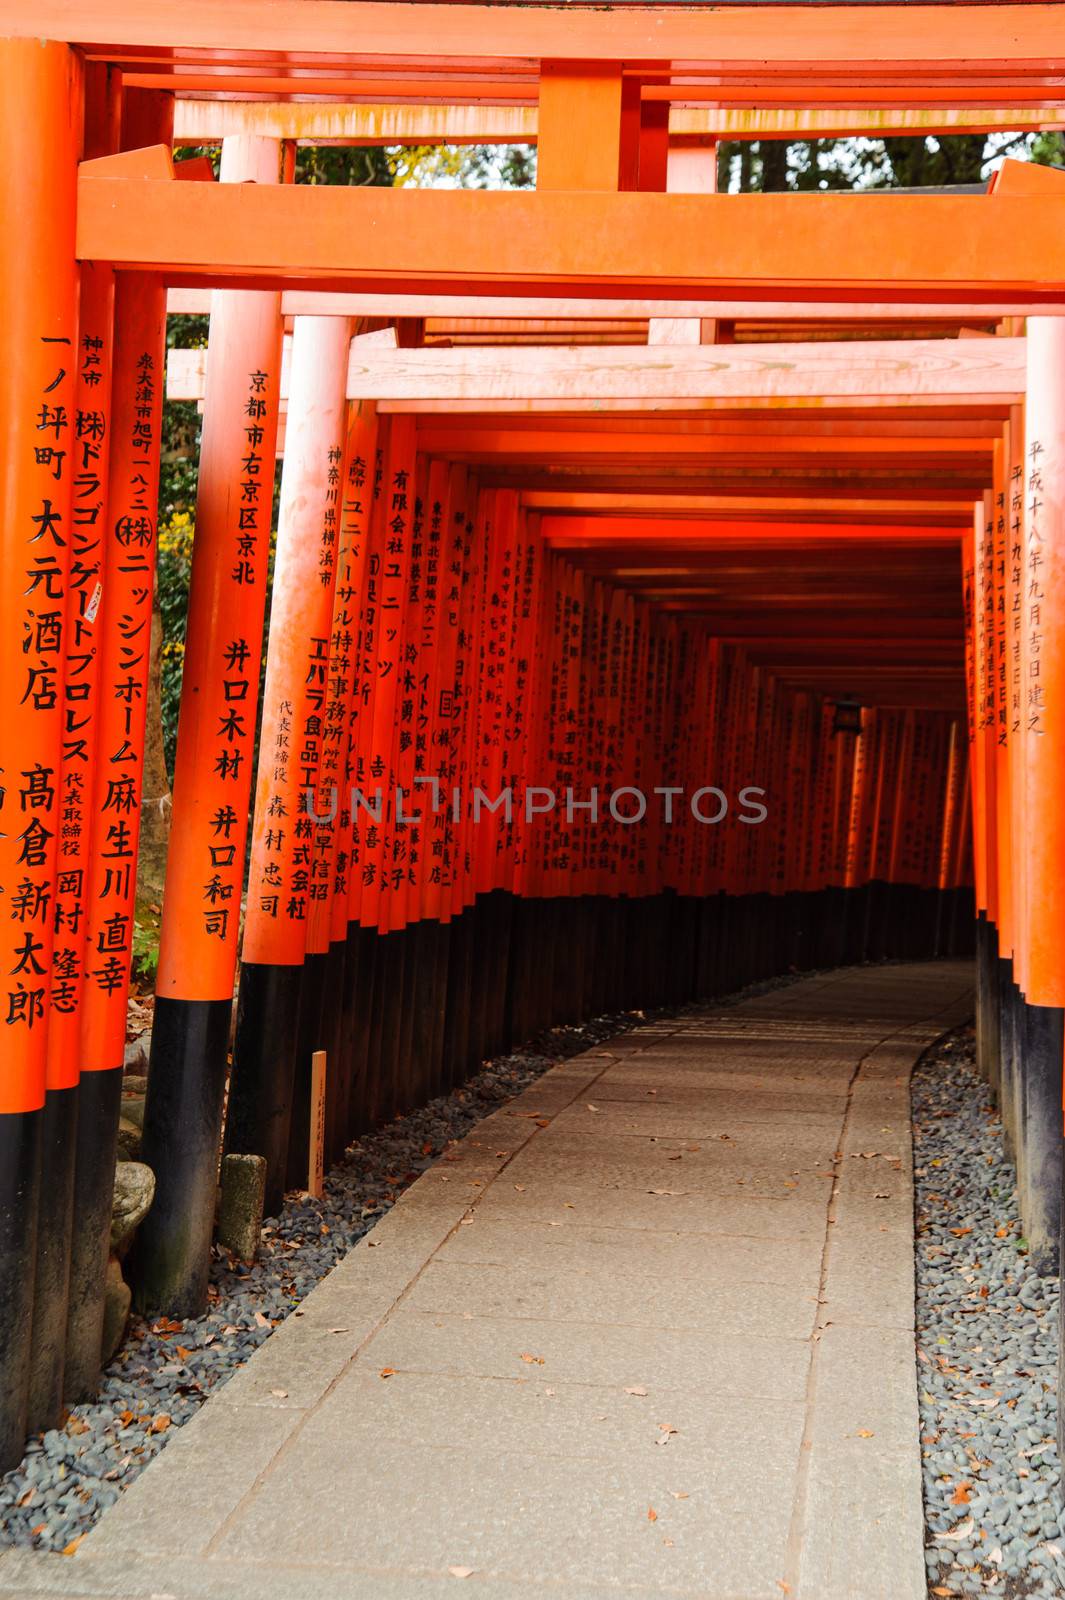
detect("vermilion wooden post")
[323,405,377,1161]
[1018,319,1065,1279]
[402,456,450,1103]
[134,137,284,1316]
[54,252,116,1411]
[283,384,352,1191]
[0,38,82,1466]
[29,62,117,1428]
[360,417,416,1120]
[227,315,351,1219]
[71,84,171,1389]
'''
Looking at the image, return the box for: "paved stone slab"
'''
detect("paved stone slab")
[8,959,972,1600]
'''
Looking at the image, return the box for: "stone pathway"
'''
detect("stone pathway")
[0,960,973,1600]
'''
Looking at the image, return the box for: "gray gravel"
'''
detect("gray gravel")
[0,1006,662,1554]
[914,1027,1063,1598]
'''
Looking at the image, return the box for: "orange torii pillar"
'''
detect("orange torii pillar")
[0,38,81,1469]
[132,137,284,1317]
[1015,319,1065,1282]
[31,65,116,1429]
[64,85,171,1408]
[226,316,351,1220]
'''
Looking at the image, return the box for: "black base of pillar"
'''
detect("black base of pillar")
[132,996,233,1319]
[285,951,329,1193]
[26,1085,77,1434]
[64,1068,122,1405]
[1018,996,1064,1277]
[227,962,303,1219]
[0,1107,41,1471]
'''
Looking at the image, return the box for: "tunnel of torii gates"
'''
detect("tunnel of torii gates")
[3,0,1065,1478]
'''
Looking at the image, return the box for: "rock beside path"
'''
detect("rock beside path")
[914,1028,1063,1599]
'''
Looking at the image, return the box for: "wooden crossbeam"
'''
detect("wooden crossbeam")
[78,176,1065,300]
[171,98,1064,145]
[16,2,1065,74]
[166,337,1025,403]
[166,289,1054,320]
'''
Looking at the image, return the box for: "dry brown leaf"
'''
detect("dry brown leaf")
[647,1507,658,1523]
[176,1346,192,1361]
[656,1424,678,1444]
[935,1518,974,1544]
[951,1482,971,1506]
[149,1414,170,1434]
[62,1536,84,1556]
[856,1429,874,1439]
[520,1353,545,1365]
[270,1389,289,1399]
[254,1311,271,1328]
[379,1367,395,1379]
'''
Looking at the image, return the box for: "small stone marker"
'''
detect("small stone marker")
[308,1050,327,1198]
[218,1153,267,1262]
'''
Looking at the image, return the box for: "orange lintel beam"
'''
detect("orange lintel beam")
[165,336,1025,402]
[22,2,1065,71]
[75,178,1065,302]
[170,98,1065,148]
[413,427,991,459]
[538,516,961,544]
[166,288,1061,319]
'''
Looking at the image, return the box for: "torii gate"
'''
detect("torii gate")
[1,0,1064,1478]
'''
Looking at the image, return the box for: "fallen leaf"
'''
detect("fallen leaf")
[270,1389,289,1399]
[379,1367,395,1379]
[61,1536,84,1556]
[447,1567,475,1579]
[328,1327,350,1334]
[513,1184,525,1192]
[951,1482,971,1505]
[950,1228,973,1238]
[935,1518,974,1544]
[670,1491,689,1500]
[656,1424,678,1445]
[149,1414,170,1434]
[989,1547,1004,1565]
[873,1192,891,1200]
[856,1429,874,1439]
[175,1346,192,1362]
[776,1585,791,1595]
[520,1353,545,1365]
[254,1311,271,1328]
[587,1104,599,1113]
[647,1507,658,1523]
[624,1386,648,1397]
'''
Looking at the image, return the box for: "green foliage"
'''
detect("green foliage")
[718,130,1065,194]
[157,509,194,774]
[131,912,161,987]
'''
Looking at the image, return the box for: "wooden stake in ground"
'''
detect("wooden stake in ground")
[308,1051,327,1200]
